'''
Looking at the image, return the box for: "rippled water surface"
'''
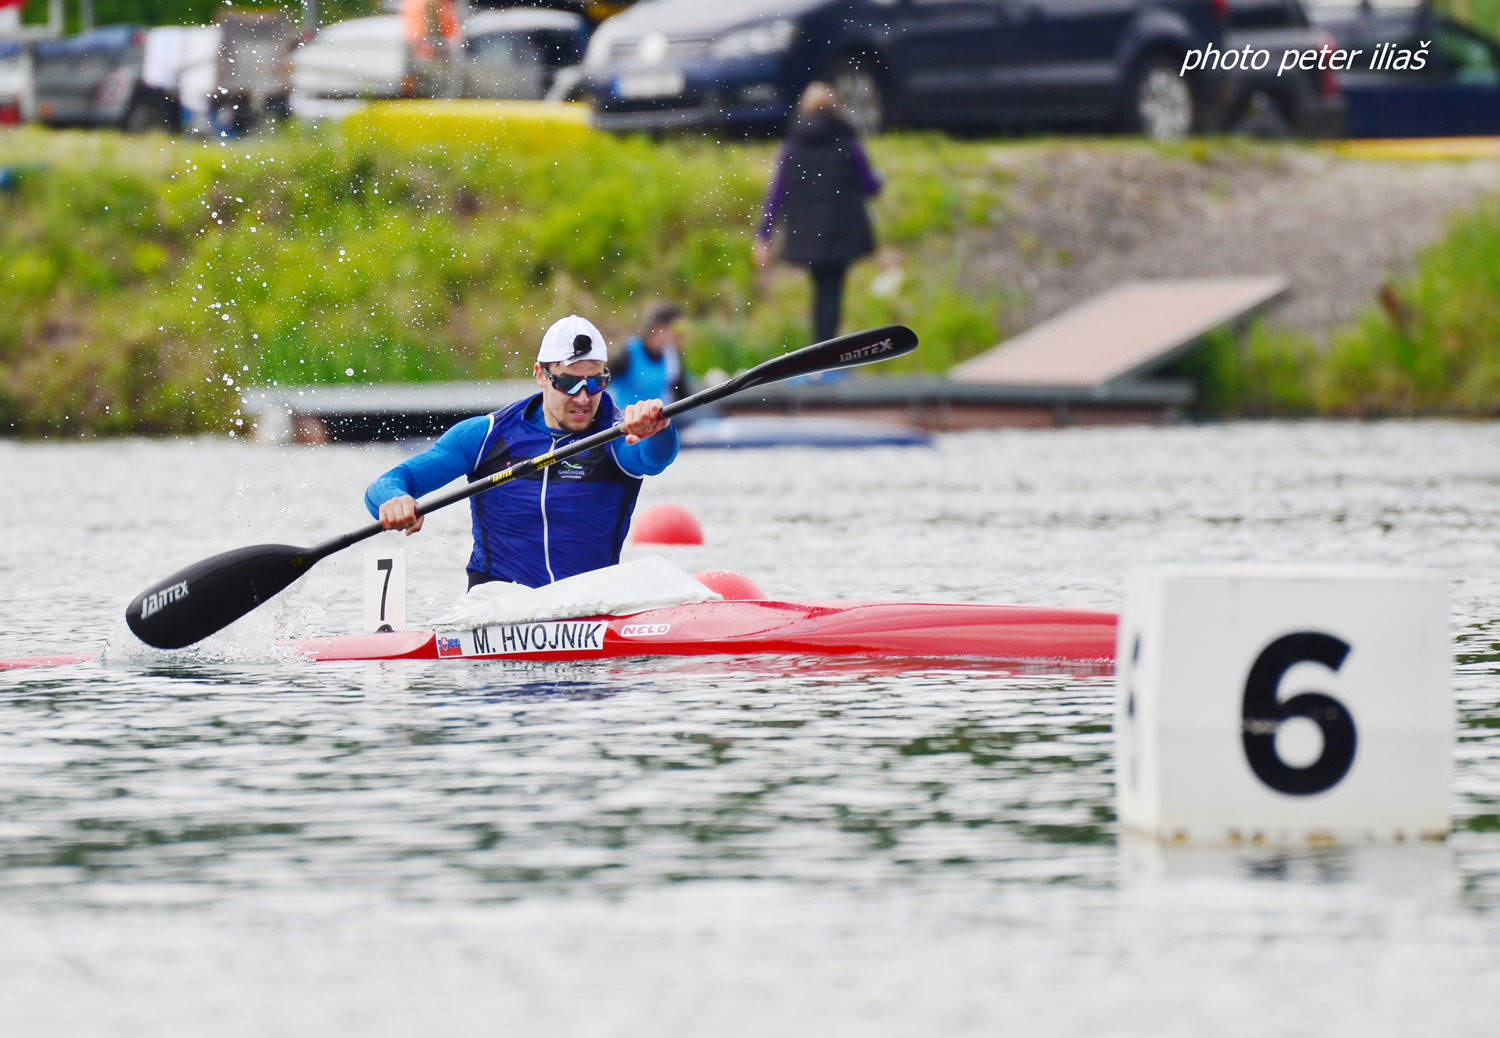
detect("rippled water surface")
[3,421,1500,1035]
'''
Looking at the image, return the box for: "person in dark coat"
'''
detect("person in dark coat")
[755,82,882,343]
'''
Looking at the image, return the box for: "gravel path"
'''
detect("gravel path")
[967,145,1500,339]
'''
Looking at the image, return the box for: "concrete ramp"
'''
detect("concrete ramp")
[951,276,1287,386]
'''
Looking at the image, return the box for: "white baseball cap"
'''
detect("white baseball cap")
[537,315,608,365]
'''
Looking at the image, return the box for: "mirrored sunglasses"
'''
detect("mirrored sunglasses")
[545,370,611,396]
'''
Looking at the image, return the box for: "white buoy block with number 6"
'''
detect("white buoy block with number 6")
[1116,564,1451,844]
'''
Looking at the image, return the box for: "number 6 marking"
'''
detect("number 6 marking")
[1241,632,1357,796]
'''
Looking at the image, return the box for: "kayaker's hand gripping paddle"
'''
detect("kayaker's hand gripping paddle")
[126,324,918,649]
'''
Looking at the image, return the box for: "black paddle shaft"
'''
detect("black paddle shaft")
[125,325,918,649]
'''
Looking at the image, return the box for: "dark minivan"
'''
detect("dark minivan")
[581,0,1242,138]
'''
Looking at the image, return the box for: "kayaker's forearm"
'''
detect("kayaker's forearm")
[612,423,679,477]
[364,416,489,517]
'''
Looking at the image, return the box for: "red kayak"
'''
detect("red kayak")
[0,653,97,671]
[1,600,1117,670]
[295,598,1118,664]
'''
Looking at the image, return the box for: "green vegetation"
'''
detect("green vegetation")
[1182,196,1500,418]
[0,126,1010,434]
[1453,0,1500,36]
[6,123,1500,436]
[20,0,380,33]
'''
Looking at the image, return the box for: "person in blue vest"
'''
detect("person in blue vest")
[365,315,678,588]
[608,302,688,408]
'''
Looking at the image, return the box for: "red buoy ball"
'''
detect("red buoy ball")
[694,569,766,601]
[631,503,704,546]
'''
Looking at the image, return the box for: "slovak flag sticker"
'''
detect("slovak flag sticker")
[436,635,464,658]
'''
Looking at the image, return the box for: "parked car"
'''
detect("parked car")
[290,13,407,118]
[209,10,296,130]
[414,8,590,98]
[139,11,295,135]
[1214,0,1346,137]
[1308,0,1500,137]
[580,0,1261,138]
[475,0,638,21]
[30,25,178,131]
[290,7,589,119]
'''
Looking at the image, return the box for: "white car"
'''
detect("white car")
[290,8,589,120]
[142,12,295,135]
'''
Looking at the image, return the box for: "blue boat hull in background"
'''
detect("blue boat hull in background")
[679,416,931,450]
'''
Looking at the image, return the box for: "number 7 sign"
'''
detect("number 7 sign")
[363,543,408,634]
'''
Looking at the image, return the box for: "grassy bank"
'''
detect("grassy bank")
[6,124,1500,435]
[0,125,1010,435]
[1183,194,1500,418]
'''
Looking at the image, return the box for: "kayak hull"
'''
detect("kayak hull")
[295,599,1118,664]
[0,652,97,670]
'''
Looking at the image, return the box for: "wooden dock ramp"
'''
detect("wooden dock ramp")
[951,276,1288,387]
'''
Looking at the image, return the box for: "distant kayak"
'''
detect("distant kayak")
[680,416,930,449]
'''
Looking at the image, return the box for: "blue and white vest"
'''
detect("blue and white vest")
[468,394,643,587]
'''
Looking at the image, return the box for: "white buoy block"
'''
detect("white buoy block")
[363,541,408,633]
[1116,564,1451,844]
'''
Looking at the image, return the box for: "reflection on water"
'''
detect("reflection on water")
[2,422,1500,1034]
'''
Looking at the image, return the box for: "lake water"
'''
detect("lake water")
[2,420,1499,1035]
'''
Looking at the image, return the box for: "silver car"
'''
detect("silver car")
[290,8,589,120]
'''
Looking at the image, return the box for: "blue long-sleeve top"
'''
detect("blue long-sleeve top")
[364,393,678,586]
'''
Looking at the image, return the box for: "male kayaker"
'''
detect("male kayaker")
[607,302,688,408]
[366,315,678,588]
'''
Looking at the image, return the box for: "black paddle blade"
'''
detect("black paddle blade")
[674,325,918,415]
[125,544,319,649]
[747,323,917,384]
